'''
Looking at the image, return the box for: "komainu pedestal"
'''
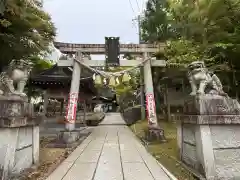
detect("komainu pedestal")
[0,96,41,180]
[178,94,240,180]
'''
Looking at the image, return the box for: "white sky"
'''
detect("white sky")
[43,0,147,61]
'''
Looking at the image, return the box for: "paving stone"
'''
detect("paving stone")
[121,149,143,163]
[62,162,97,180]
[46,113,174,180]
[94,161,123,180]
[75,150,101,163]
[46,161,74,180]
[123,162,155,180]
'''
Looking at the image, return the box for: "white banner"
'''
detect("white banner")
[146,93,157,125]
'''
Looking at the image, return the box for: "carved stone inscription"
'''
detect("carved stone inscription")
[0,101,23,117]
[184,95,240,115]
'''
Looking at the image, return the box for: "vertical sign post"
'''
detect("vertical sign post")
[105,37,120,66]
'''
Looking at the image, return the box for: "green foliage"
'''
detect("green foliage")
[0,0,56,71]
[142,0,240,66]
[165,39,206,65]
[95,66,140,96]
[93,66,141,110]
[141,0,175,42]
[141,0,240,96]
[30,56,53,73]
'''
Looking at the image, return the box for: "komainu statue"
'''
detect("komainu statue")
[187,61,226,96]
[0,59,33,96]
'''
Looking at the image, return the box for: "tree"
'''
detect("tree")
[30,55,54,73]
[169,0,240,65]
[142,0,240,71]
[142,0,240,65]
[141,0,240,106]
[0,0,56,71]
[141,0,175,42]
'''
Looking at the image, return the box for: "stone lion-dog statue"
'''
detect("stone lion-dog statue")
[187,61,226,96]
[0,59,33,96]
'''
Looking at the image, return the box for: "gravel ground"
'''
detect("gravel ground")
[12,130,90,180]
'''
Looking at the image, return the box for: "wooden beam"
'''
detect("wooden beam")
[57,59,166,67]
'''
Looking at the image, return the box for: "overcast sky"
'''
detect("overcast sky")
[43,0,146,44]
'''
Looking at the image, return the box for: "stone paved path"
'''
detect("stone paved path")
[46,113,176,180]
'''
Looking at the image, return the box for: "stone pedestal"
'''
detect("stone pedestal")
[145,125,167,143]
[178,94,240,180]
[0,96,42,180]
[59,130,81,144]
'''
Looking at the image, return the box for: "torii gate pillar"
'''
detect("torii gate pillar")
[143,52,166,142]
[65,52,81,131]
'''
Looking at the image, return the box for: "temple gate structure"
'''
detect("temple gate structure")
[54,38,167,141]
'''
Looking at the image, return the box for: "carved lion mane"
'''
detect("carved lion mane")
[187,61,226,96]
[0,59,33,96]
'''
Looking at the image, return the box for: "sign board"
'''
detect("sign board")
[66,93,78,123]
[146,93,157,125]
[105,37,120,66]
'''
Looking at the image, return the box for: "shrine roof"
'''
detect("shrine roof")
[30,64,93,82]
[28,64,96,95]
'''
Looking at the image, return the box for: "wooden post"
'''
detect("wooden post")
[83,100,87,126]
[43,90,48,118]
[165,83,171,122]
[60,99,64,116]
[140,67,145,120]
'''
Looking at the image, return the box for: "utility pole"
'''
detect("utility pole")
[136,15,146,121]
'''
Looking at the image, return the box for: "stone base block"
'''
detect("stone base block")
[0,95,41,180]
[179,122,240,180]
[184,94,240,115]
[46,129,91,148]
[59,130,81,144]
[145,126,167,143]
[86,112,105,126]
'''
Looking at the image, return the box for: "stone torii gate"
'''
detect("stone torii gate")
[55,40,167,141]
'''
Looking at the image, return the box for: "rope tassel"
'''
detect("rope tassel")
[109,76,116,87]
[94,74,102,85]
[122,72,131,83]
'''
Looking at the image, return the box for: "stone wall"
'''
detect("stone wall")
[180,124,199,170]
[0,126,39,178]
[179,123,240,179]
[210,125,240,179]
